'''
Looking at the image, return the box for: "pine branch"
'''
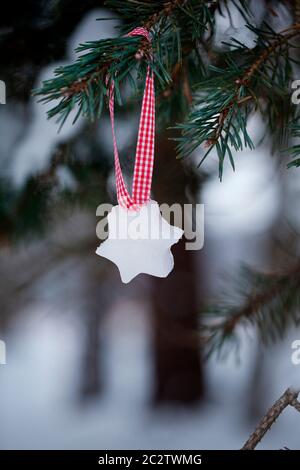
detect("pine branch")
[106,0,188,31]
[177,21,300,178]
[34,1,300,171]
[35,1,252,127]
[34,35,157,127]
[242,388,300,450]
[202,264,300,357]
[34,0,218,125]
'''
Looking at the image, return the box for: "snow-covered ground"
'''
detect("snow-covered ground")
[0,293,299,450]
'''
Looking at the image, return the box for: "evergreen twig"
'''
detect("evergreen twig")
[34,0,217,125]
[242,388,300,450]
[202,263,300,357]
[177,21,300,177]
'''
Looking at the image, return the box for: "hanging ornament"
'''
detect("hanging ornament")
[96,28,183,283]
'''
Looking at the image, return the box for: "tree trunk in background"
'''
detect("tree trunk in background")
[79,238,112,402]
[151,131,204,405]
[80,305,102,401]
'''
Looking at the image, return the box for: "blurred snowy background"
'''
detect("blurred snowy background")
[0,1,299,450]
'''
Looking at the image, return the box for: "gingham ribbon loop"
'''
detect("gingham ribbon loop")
[108,27,155,211]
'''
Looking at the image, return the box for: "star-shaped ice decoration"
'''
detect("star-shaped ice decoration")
[96,200,184,283]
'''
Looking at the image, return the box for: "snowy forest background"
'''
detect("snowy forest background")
[0,0,300,449]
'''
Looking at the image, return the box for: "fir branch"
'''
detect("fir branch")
[34,0,211,125]
[104,0,181,29]
[33,0,234,126]
[34,35,157,126]
[106,0,188,31]
[202,263,300,357]
[177,21,300,177]
[242,388,300,450]
[34,1,190,124]
[243,26,300,82]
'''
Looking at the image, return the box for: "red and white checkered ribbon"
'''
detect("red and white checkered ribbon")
[108,27,155,211]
